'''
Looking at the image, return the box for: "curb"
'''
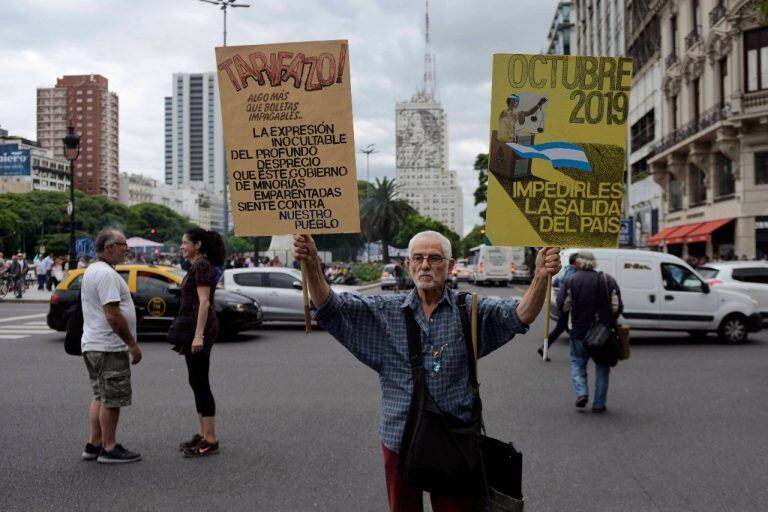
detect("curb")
[0,299,51,304]
[352,281,382,292]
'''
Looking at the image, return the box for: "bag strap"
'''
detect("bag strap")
[457,292,479,393]
[403,307,422,369]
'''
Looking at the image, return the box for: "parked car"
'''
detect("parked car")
[467,245,522,286]
[451,262,472,282]
[697,261,768,323]
[225,267,364,322]
[549,249,762,344]
[47,264,263,339]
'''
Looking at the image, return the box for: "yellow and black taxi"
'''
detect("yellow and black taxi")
[47,264,263,339]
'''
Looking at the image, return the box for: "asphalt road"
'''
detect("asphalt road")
[1,283,767,512]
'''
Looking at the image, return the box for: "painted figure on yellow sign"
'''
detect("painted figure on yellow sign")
[497,94,548,143]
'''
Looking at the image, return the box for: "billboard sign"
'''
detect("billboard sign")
[0,144,31,177]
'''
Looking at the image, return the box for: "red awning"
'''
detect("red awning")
[665,223,705,245]
[684,218,735,243]
[647,226,678,247]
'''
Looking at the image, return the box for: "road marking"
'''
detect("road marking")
[24,321,49,326]
[0,313,46,324]
[0,335,25,339]
[1,329,55,334]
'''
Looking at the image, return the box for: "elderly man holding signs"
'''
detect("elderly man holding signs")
[293,230,560,512]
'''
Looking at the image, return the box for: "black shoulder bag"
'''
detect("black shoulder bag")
[583,273,620,367]
[398,293,524,510]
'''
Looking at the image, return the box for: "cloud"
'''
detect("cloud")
[0,0,560,235]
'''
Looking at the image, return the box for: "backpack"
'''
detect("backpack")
[64,291,84,356]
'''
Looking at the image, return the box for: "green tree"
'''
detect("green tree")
[126,203,195,246]
[392,215,461,258]
[460,225,486,257]
[760,0,768,20]
[360,177,416,263]
[473,153,489,221]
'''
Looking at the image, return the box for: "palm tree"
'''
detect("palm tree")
[360,177,416,263]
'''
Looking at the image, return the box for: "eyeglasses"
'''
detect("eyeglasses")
[409,254,447,266]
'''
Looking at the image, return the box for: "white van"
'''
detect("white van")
[468,245,518,286]
[550,248,763,344]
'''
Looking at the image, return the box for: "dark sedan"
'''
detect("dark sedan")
[47,264,263,339]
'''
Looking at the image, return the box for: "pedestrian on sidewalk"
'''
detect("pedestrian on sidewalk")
[175,228,225,458]
[557,251,623,413]
[80,229,142,463]
[538,252,579,361]
[8,254,24,298]
[39,253,53,290]
[293,230,560,512]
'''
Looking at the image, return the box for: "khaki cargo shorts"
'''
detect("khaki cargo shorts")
[83,351,132,408]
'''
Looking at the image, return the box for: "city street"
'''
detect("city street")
[1,283,767,511]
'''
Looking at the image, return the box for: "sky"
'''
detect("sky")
[0,0,560,235]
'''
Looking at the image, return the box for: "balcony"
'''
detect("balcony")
[709,1,726,26]
[647,103,729,157]
[742,90,768,109]
[665,51,678,68]
[685,26,702,49]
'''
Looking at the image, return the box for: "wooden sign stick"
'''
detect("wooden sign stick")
[301,259,311,334]
[542,273,552,362]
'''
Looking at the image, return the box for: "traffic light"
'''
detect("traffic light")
[150,228,156,236]
[479,228,486,235]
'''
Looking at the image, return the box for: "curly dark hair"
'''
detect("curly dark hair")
[185,228,226,267]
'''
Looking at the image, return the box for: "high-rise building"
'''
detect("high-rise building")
[395,1,463,235]
[36,74,119,199]
[626,0,664,247]
[645,0,768,259]
[547,2,575,55]
[164,72,224,192]
[574,0,625,57]
[0,130,70,194]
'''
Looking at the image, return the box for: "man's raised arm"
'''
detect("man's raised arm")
[517,247,561,325]
[293,234,330,308]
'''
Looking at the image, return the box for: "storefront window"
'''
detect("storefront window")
[689,164,706,206]
[715,153,735,198]
[669,174,682,211]
[756,152,768,185]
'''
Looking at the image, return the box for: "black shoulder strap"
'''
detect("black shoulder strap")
[457,292,479,392]
[403,307,422,369]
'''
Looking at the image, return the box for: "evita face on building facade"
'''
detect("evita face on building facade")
[396,108,443,169]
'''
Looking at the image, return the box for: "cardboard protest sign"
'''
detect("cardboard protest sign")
[215,40,360,236]
[486,54,632,248]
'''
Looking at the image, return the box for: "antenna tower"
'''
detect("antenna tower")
[421,0,435,100]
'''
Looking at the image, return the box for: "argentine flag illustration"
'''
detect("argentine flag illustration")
[506,142,592,172]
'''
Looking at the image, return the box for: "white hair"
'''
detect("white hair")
[408,231,452,258]
[576,251,597,270]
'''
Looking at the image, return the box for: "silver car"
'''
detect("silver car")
[223,267,355,322]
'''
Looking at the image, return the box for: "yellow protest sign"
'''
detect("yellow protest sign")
[486,54,632,248]
[215,40,360,236]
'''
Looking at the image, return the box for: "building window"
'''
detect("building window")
[715,153,735,198]
[756,152,768,184]
[669,173,682,211]
[671,94,679,130]
[692,78,701,122]
[719,57,728,106]
[689,164,706,206]
[671,14,678,56]
[745,27,768,92]
[631,158,650,182]
[631,109,655,151]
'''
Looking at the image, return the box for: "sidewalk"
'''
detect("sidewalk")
[0,287,53,304]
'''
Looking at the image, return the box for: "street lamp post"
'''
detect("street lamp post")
[199,0,250,238]
[358,144,377,262]
[63,123,81,271]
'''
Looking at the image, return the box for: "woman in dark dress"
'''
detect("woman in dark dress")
[177,228,225,457]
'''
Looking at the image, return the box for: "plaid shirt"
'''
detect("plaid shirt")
[314,287,529,452]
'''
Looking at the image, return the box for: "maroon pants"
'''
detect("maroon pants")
[382,444,478,512]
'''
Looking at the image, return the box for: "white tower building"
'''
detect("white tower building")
[395,0,463,235]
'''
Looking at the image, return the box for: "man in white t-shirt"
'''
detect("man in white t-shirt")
[80,229,142,464]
